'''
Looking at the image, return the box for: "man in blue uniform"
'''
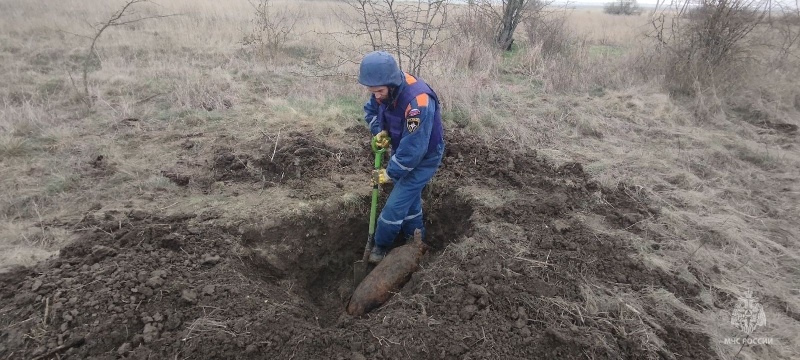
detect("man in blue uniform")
[358,51,445,264]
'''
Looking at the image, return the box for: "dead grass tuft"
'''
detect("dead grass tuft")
[0,135,32,157]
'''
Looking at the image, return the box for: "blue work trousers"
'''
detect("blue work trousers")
[374,143,444,247]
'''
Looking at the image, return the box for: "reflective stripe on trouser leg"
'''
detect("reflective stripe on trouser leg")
[374,146,443,248]
[401,196,423,237]
[375,181,426,248]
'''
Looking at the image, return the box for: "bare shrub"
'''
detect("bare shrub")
[443,36,500,72]
[524,11,573,58]
[453,2,497,47]
[495,0,534,50]
[63,0,177,109]
[243,0,300,57]
[445,3,503,71]
[339,0,450,76]
[450,0,564,73]
[604,0,642,15]
[467,0,552,51]
[519,9,603,93]
[767,4,800,67]
[649,0,770,95]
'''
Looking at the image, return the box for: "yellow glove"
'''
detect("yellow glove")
[373,130,390,149]
[372,169,392,185]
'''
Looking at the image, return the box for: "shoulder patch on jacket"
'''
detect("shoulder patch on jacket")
[407,118,420,133]
[414,94,429,107]
[407,108,421,117]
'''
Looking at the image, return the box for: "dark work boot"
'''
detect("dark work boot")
[368,245,388,264]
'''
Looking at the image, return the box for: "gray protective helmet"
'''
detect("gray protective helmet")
[358,51,404,87]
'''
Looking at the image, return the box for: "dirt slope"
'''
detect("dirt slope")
[1,129,717,359]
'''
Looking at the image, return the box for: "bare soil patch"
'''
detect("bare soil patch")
[1,131,717,359]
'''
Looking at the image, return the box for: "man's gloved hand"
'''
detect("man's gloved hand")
[373,130,390,149]
[372,169,392,185]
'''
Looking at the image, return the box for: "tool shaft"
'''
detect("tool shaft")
[362,143,385,264]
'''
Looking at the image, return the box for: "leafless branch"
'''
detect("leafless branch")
[337,0,452,76]
[65,0,181,108]
[243,0,300,57]
[646,0,772,93]
[111,13,181,27]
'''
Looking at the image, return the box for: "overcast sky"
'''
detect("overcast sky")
[450,0,666,7]
[452,0,799,10]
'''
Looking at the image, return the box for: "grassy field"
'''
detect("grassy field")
[1,0,799,358]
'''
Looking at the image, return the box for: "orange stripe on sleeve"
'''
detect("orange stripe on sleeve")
[414,94,429,107]
[404,73,417,85]
[405,94,429,117]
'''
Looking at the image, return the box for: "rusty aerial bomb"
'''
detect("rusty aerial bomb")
[347,229,428,316]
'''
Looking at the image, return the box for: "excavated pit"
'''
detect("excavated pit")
[0,130,721,359]
[238,189,474,326]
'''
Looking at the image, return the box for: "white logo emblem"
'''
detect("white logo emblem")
[731,290,766,335]
[406,118,420,133]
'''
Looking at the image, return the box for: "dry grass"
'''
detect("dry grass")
[1,0,798,358]
[567,8,651,46]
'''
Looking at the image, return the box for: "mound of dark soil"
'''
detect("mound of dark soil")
[0,131,717,359]
[210,130,367,187]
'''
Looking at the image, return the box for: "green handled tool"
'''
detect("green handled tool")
[353,137,387,286]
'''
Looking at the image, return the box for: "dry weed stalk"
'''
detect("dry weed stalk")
[420,276,454,295]
[183,307,248,341]
[369,328,401,346]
